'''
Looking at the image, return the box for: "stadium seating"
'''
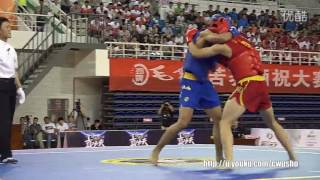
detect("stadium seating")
[103,91,320,130]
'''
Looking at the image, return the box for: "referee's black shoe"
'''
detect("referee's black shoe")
[0,157,18,164]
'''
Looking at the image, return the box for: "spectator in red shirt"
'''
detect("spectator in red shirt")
[81,0,93,14]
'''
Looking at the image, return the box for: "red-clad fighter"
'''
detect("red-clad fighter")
[188,16,297,162]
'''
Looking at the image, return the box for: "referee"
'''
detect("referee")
[0,17,25,164]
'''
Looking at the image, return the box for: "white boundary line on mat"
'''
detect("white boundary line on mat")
[13,146,320,155]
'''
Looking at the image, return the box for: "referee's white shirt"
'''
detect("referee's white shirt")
[0,39,18,78]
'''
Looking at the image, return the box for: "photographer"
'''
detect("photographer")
[158,101,175,130]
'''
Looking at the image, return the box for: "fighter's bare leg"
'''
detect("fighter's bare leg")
[205,106,223,162]
[259,107,297,161]
[150,107,194,165]
[220,98,246,161]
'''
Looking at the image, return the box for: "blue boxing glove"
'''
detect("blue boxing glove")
[229,26,240,37]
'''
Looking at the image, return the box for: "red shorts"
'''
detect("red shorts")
[230,76,272,112]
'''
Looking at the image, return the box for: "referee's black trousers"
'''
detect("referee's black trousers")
[0,78,16,159]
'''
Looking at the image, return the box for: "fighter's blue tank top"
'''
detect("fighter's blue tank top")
[183,31,218,82]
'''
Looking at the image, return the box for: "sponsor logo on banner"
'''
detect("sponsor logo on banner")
[80,131,106,148]
[110,58,320,94]
[252,128,320,148]
[177,129,195,145]
[302,130,319,148]
[126,130,149,146]
[251,128,280,147]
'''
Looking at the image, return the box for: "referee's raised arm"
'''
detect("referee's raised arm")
[0,17,25,164]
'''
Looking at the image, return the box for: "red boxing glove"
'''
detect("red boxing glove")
[185,27,198,44]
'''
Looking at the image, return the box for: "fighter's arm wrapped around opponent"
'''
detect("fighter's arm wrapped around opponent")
[185,26,239,48]
[188,40,232,59]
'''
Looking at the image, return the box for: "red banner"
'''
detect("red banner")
[110,58,320,94]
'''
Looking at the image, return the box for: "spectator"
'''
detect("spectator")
[29,117,44,149]
[264,9,271,26]
[20,116,27,136]
[85,117,91,130]
[228,8,238,23]
[35,0,50,32]
[70,1,81,19]
[258,10,267,27]
[96,2,107,14]
[130,3,142,20]
[81,0,93,14]
[284,20,297,32]
[238,8,248,18]
[166,2,176,23]
[203,11,211,23]
[90,120,103,130]
[141,7,151,19]
[183,3,190,14]
[213,5,221,15]
[269,10,278,28]
[41,116,56,148]
[222,8,229,16]
[174,2,183,16]
[56,117,69,146]
[109,17,121,29]
[206,4,214,17]
[248,9,257,25]
[238,14,249,31]
[21,116,32,149]
[161,25,173,36]
[174,33,184,45]
[67,115,77,130]
[136,21,146,34]
[176,12,185,25]
[158,101,175,130]
[60,0,71,14]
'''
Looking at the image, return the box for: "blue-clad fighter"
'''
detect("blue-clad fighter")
[150,22,239,165]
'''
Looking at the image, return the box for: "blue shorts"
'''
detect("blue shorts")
[179,78,221,110]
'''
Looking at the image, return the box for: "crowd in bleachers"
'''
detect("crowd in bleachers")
[24,0,320,52]
[20,114,103,149]
[53,0,320,52]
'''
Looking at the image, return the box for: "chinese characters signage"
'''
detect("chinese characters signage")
[280,9,308,22]
[110,58,320,94]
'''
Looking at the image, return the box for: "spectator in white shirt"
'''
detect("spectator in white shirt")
[131,4,141,18]
[56,117,69,146]
[174,33,184,45]
[56,117,69,133]
[96,2,107,14]
[109,19,121,29]
[176,14,185,25]
[136,23,146,34]
[42,116,56,148]
[141,7,151,19]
